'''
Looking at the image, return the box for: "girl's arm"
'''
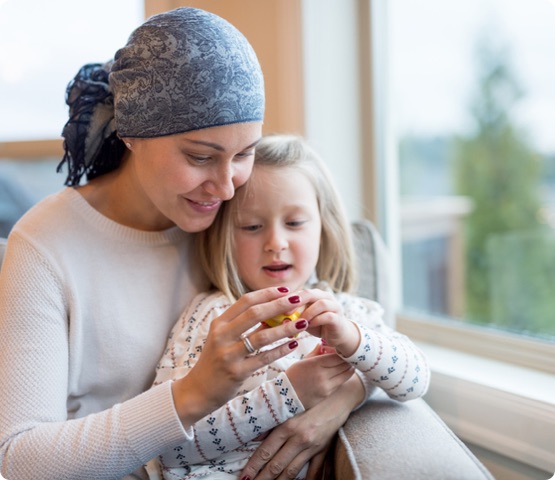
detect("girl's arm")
[154,295,352,467]
[157,372,304,467]
[336,294,430,402]
[299,288,430,402]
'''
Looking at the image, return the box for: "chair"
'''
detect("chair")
[0,225,493,479]
[326,220,493,479]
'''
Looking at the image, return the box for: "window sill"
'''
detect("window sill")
[416,341,555,473]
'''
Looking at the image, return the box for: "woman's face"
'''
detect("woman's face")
[126,122,262,232]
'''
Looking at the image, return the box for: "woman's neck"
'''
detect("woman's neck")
[76,163,174,232]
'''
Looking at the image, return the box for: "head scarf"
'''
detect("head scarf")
[59,7,265,185]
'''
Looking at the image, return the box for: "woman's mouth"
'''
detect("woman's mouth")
[185,198,222,213]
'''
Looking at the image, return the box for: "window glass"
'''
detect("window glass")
[0,0,144,141]
[0,0,143,237]
[391,0,555,342]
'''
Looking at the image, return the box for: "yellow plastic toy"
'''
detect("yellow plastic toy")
[264,310,304,328]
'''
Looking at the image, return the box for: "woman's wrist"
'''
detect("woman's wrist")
[171,376,214,429]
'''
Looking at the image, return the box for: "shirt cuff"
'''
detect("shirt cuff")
[120,381,193,463]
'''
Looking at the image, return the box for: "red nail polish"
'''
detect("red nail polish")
[288,295,300,304]
[277,287,289,293]
[241,476,251,480]
[288,340,299,349]
[295,319,308,329]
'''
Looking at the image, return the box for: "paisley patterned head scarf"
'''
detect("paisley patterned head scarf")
[58,7,265,186]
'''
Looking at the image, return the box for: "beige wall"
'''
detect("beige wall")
[146,0,305,136]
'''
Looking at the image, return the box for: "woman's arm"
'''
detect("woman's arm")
[240,373,365,480]
[0,236,309,479]
[154,295,352,466]
[0,236,185,479]
[158,372,304,467]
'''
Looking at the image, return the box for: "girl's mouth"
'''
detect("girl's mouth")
[263,263,292,272]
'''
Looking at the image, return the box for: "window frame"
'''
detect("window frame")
[366,0,555,474]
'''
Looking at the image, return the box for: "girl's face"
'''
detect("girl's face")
[232,165,322,292]
[124,122,262,232]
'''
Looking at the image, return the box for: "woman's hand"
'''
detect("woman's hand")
[240,373,365,480]
[285,348,354,409]
[171,287,310,428]
[298,288,361,358]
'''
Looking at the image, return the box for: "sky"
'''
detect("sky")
[1,0,555,154]
[0,0,144,141]
[390,0,555,154]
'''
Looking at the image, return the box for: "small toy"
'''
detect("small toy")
[264,309,304,328]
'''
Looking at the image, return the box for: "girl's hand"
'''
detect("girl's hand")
[171,287,310,428]
[285,349,354,409]
[240,374,365,480]
[298,288,361,358]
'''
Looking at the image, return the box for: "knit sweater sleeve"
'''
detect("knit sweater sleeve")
[336,294,431,402]
[0,233,190,480]
[153,293,305,467]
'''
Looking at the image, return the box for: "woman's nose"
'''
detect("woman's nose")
[205,163,236,200]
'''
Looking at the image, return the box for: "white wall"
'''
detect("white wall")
[301,0,364,221]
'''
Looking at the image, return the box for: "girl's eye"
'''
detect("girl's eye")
[241,224,261,232]
[287,220,305,228]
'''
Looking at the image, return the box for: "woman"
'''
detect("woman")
[0,8,362,480]
[0,8,363,480]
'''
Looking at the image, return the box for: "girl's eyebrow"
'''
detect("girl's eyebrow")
[185,137,262,152]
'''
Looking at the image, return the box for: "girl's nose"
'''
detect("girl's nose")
[265,228,288,252]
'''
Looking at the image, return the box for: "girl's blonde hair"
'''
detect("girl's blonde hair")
[196,134,358,300]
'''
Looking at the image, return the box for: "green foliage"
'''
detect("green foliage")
[488,230,555,337]
[454,37,551,332]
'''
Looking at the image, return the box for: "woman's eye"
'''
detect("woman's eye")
[187,154,211,164]
[235,149,255,159]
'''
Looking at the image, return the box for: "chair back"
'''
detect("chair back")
[351,220,393,326]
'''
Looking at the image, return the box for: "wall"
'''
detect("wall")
[145,0,304,137]
[144,0,373,223]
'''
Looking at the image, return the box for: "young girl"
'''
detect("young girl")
[147,134,430,479]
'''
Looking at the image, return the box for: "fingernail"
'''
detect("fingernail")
[288,295,300,304]
[288,340,299,349]
[295,319,308,329]
[241,477,251,480]
[321,339,328,346]
[277,286,289,293]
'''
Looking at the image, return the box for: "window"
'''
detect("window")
[390,0,555,345]
[0,0,144,237]
[0,0,144,141]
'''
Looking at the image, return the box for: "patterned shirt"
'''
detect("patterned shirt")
[147,290,430,479]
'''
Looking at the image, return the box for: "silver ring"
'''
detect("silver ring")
[240,332,256,354]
